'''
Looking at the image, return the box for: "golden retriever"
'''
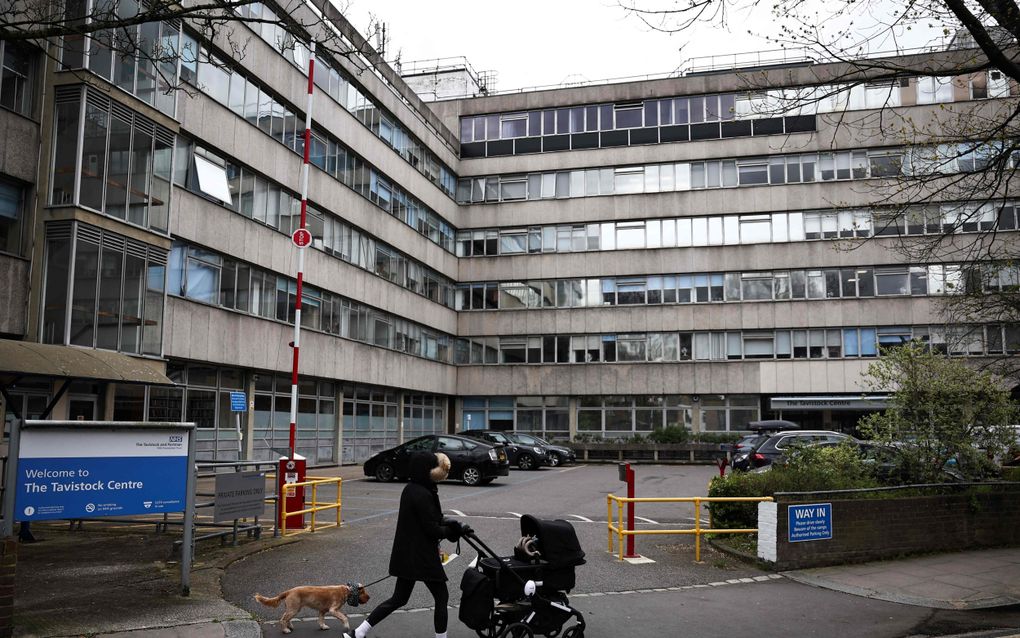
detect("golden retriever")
[255,583,370,633]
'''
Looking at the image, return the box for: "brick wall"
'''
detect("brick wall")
[0,537,15,638]
[758,491,1020,570]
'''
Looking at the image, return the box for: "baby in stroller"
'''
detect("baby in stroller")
[459,514,586,638]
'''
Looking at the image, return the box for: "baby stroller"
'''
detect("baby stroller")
[459,514,586,638]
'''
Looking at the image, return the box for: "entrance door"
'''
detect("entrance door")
[68,397,97,420]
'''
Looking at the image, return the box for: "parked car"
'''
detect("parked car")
[732,430,856,471]
[460,429,550,470]
[362,434,510,486]
[731,420,800,456]
[506,432,576,467]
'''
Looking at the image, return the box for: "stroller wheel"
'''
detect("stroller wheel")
[474,611,507,638]
[561,626,583,638]
[499,622,535,638]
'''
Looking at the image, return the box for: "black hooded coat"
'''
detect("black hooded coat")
[387,452,459,582]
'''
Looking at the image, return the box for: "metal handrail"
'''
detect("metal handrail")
[280,477,342,537]
[606,495,773,562]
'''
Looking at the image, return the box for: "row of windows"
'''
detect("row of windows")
[459,115,814,158]
[172,135,456,308]
[459,71,1013,155]
[60,1,179,117]
[179,32,458,253]
[455,325,1020,366]
[238,0,459,194]
[455,202,1020,257]
[454,263,997,311]
[41,221,166,356]
[576,395,756,434]
[0,40,35,117]
[50,86,174,234]
[168,242,456,364]
[456,143,1004,204]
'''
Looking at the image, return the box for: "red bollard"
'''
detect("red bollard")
[618,462,637,558]
[716,456,729,477]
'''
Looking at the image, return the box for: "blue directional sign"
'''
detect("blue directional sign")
[229,391,247,412]
[15,429,190,521]
[788,503,833,542]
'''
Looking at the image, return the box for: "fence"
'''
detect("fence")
[279,475,343,536]
[607,495,773,562]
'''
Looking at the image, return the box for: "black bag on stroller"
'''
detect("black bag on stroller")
[458,514,586,638]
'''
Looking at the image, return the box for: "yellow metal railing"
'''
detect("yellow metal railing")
[607,495,773,562]
[280,476,343,536]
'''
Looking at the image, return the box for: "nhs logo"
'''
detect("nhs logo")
[788,503,832,542]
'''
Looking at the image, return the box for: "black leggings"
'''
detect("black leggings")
[367,577,449,633]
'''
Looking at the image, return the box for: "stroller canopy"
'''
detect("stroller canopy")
[520,515,586,568]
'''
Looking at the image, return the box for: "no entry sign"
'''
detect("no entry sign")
[292,228,312,247]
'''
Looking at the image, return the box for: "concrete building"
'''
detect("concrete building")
[1,7,1016,464]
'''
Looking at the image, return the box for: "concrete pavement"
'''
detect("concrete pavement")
[12,462,1020,637]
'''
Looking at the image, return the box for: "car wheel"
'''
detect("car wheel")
[375,462,395,482]
[548,453,561,467]
[518,454,536,471]
[462,466,482,486]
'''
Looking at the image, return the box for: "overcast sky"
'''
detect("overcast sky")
[342,0,949,94]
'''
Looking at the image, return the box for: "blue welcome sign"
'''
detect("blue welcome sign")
[788,503,833,542]
[15,428,190,521]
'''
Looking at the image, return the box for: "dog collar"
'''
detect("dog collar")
[346,583,362,607]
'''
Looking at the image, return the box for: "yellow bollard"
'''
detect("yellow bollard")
[694,498,701,563]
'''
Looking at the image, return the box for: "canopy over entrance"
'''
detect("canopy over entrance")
[0,340,172,386]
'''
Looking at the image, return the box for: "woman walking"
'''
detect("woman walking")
[347,451,469,638]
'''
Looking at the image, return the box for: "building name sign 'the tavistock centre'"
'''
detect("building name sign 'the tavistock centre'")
[15,428,190,521]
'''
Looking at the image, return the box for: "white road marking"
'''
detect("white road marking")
[448,509,465,517]
[633,516,659,524]
[568,514,593,523]
[507,512,523,518]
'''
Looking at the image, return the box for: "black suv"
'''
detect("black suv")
[461,430,551,470]
[362,434,510,485]
[731,430,855,471]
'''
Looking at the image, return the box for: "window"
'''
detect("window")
[0,41,36,116]
[193,154,233,205]
[0,179,24,254]
[43,221,165,355]
[50,86,173,232]
[916,76,954,104]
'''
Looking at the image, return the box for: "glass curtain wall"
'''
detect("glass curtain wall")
[49,85,174,232]
[41,221,165,355]
[253,374,336,464]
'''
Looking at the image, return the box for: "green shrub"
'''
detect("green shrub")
[648,426,690,444]
[693,432,740,444]
[709,443,879,528]
[1002,466,1020,482]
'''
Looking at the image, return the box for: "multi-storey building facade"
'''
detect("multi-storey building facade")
[1,7,1017,464]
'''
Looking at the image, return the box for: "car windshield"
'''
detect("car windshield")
[488,432,511,444]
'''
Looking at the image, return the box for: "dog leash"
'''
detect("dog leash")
[362,575,392,588]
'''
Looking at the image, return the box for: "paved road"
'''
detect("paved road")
[221,464,1020,637]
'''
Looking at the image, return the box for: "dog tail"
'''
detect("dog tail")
[254,593,284,608]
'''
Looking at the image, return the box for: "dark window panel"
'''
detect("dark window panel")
[659,125,689,143]
[486,140,513,157]
[720,120,752,138]
[784,115,816,133]
[600,130,629,147]
[514,137,542,154]
[570,132,599,149]
[752,118,784,135]
[629,128,659,145]
[689,122,720,140]
[542,135,570,152]
[460,142,486,158]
